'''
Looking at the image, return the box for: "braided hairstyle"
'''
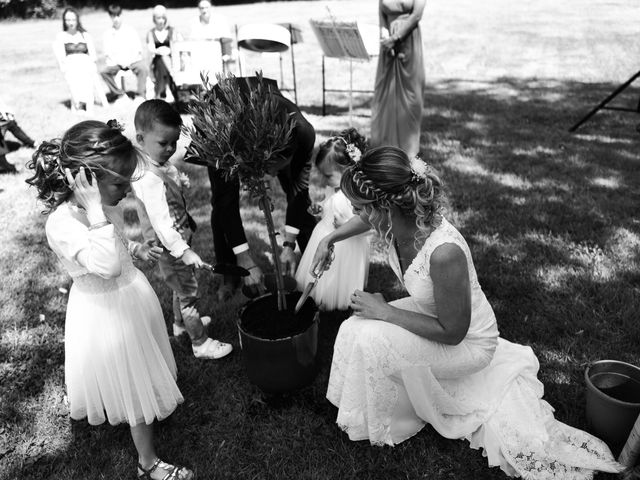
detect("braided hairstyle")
[25,120,141,213]
[315,127,368,170]
[340,146,445,246]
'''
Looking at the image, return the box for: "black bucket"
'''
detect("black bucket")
[585,360,640,454]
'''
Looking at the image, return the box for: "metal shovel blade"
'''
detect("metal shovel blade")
[294,280,317,314]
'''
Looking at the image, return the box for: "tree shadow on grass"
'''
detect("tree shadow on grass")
[299,95,372,118]
[419,78,640,469]
[0,224,67,420]
[176,76,637,478]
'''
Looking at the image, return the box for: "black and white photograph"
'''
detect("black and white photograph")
[1,0,640,478]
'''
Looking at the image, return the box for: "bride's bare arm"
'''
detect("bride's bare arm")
[350,243,471,345]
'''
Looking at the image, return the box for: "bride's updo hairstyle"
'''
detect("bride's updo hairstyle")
[26,120,142,213]
[340,145,445,246]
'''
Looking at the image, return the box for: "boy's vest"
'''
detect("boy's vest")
[137,163,197,245]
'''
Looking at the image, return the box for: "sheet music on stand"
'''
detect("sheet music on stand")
[310,14,376,123]
[310,18,370,61]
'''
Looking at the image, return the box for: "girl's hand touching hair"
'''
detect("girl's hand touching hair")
[65,167,102,213]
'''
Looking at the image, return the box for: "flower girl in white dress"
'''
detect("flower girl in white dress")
[295,129,371,311]
[310,146,623,479]
[26,120,193,480]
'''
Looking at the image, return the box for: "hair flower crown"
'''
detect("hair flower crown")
[345,143,362,163]
[409,155,427,182]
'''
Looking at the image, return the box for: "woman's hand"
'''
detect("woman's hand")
[349,290,391,320]
[309,238,334,277]
[65,167,102,212]
[380,36,396,52]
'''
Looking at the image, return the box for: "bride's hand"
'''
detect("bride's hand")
[350,290,391,320]
[309,237,334,277]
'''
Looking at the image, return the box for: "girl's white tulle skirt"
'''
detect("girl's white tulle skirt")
[296,220,370,311]
[65,269,183,426]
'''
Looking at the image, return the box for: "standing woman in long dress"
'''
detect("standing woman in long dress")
[53,8,102,114]
[371,0,426,158]
[147,5,179,100]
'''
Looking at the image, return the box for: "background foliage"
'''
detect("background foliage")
[0,0,301,20]
[0,0,57,18]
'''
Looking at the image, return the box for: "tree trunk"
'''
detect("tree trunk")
[258,181,287,311]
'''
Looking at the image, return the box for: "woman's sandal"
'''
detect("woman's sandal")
[137,458,194,480]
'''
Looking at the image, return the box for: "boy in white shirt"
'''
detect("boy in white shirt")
[132,99,232,360]
[100,4,148,101]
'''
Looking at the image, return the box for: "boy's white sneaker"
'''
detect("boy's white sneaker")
[192,337,233,360]
[173,315,211,336]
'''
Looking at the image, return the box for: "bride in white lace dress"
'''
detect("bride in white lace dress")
[310,146,622,479]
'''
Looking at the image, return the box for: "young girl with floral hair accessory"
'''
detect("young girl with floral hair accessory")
[294,127,372,311]
[26,120,194,480]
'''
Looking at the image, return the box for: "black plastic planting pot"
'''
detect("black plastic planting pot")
[238,291,319,394]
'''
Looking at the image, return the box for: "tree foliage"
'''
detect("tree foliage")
[186,71,296,310]
[186,71,295,199]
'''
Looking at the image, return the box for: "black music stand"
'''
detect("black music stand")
[569,69,640,132]
[235,23,299,104]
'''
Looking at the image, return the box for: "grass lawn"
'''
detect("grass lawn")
[2,0,640,479]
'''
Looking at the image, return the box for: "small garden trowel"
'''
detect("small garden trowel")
[202,263,250,277]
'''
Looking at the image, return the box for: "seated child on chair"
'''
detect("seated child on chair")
[132,99,232,360]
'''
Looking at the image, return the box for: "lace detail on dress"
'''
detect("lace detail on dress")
[328,320,402,446]
[407,218,479,289]
[474,376,623,480]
